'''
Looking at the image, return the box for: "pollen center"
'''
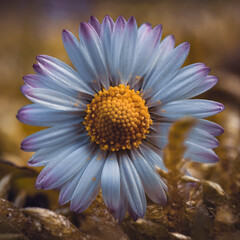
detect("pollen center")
[84,85,152,151]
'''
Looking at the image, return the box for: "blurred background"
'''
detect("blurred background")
[0,0,240,239]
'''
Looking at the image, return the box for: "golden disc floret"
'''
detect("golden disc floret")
[84,85,152,151]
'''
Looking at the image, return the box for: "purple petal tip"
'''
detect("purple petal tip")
[62,29,71,39]
[129,16,136,22]
[20,85,29,95]
[80,22,92,40]
[218,103,225,112]
[144,22,151,27]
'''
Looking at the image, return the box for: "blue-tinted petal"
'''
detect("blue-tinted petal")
[119,16,138,84]
[89,16,101,36]
[119,152,146,217]
[59,162,89,205]
[150,122,219,148]
[112,185,128,222]
[36,55,93,95]
[141,35,175,90]
[138,142,167,171]
[100,15,114,75]
[131,24,162,86]
[131,149,167,204]
[143,42,190,98]
[28,139,81,167]
[37,143,96,190]
[70,150,106,212]
[21,124,85,152]
[155,99,224,119]
[137,23,152,43]
[23,87,86,112]
[196,119,224,136]
[148,64,210,106]
[110,16,126,84]
[35,140,87,187]
[79,23,109,89]
[62,29,99,90]
[101,152,120,212]
[180,75,218,99]
[17,104,82,127]
[185,142,219,163]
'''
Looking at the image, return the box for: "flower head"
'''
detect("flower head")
[17,16,224,222]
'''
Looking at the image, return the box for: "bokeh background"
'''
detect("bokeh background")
[0,0,240,238]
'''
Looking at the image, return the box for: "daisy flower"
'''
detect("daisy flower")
[17,16,224,222]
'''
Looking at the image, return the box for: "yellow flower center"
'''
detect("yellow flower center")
[84,85,152,151]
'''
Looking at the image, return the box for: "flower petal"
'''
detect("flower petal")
[119,16,138,84]
[23,88,86,112]
[131,149,167,204]
[155,99,224,119]
[110,16,126,84]
[36,55,93,95]
[37,142,96,190]
[28,140,81,167]
[143,42,190,98]
[150,122,219,148]
[112,186,128,223]
[131,24,162,86]
[119,152,146,217]
[101,152,120,212]
[146,133,218,163]
[141,35,175,90]
[89,16,101,36]
[21,125,85,152]
[128,204,139,221]
[70,150,106,212]
[17,104,82,127]
[196,119,224,136]
[137,23,152,43]
[185,142,219,163]
[59,163,89,205]
[62,29,99,90]
[35,140,86,187]
[100,15,114,75]
[138,142,167,171]
[180,75,218,99]
[79,23,109,89]
[24,71,77,99]
[148,64,210,106]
